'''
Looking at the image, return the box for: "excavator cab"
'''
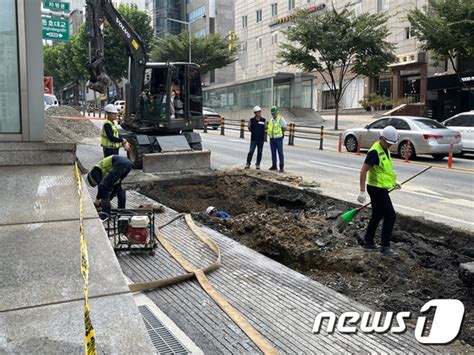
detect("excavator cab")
[139,62,203,133]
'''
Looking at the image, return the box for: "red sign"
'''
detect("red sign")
[44,76,53,94]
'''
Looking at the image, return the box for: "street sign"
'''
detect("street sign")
[44,77,53,95]
[43,1,70,12]
[42,17,69,42]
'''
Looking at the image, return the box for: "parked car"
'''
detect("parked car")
[442,111,474,154]
[343,116,462,160]
[203,107,222,129]
[114,100,126,114]
[44,94,59,111]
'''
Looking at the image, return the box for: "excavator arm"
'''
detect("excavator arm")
[85,0,146,117]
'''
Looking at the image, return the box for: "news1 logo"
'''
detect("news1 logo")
[312,299,465,344]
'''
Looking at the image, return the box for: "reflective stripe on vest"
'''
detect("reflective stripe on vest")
[268,115,283,139]
[94,156,113,176]
[101,121,121,149]
[367,141,397,189]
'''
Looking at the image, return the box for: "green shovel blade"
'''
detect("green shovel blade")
[341,208,358,223]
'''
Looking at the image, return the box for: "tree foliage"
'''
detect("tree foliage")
[43,4,153,100]
[408,0,474,82]
[151,32,237,75]
[278,6,395,129]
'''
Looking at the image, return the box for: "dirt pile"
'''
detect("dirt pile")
[45,106,100,143]
[137,172,473,347]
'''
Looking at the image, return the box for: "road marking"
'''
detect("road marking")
[393,204,474,227]
[308,160,360,172]
[444,199,474,208]
[400,190,444,200]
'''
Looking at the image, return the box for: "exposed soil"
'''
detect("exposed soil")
[136,172,473,347]
[45,106,100,143]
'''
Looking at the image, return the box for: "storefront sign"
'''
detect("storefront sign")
[42,17,69,41]
[269,3,326,27]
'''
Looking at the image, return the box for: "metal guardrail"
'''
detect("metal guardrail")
[207,118,343,150]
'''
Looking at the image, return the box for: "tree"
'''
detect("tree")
[278,7,395,130]
[407,0,474,92]
[151,32,237,75]
[103,3,154,97]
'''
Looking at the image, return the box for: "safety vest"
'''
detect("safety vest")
[367,141,397,189]
[268,115,284,139]
[101,121,121,149]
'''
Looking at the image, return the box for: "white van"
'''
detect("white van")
[44,94,59,111]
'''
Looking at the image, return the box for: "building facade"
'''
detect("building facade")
[204,0,473,120]
[186,0,235,86]
[150,0,186,37]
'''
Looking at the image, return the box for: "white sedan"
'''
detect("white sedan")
[443,111,474,154]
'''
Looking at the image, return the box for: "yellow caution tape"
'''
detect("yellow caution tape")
[74,162,97,355]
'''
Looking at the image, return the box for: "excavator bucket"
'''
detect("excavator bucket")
[142,150,211,173]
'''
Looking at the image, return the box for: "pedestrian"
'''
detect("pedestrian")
[87,155,132,219]
[101,104,131,157]
[267,106,287,172]
[245,105,266,170]
[206,206,230,219]
[358,126,401,257]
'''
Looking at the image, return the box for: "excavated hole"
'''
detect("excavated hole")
[135,172,473,346]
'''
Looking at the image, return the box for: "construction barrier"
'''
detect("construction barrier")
[357,134,361,156]
[338,133,342,153]
[240,119,245,139]
[404,141,411,163]
[203,121,208,133]
[319,126,324,150]
[220,117,225,136]
[448,142,454,169]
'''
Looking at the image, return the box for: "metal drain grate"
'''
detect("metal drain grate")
[139,305,189,354]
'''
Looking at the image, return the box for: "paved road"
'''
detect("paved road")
[201,130,474,231]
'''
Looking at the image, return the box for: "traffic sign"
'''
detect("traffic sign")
[43,1,70,12]
[44,77,54,95]
[42,17,69,42]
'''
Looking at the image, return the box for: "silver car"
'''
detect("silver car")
[343,116,463,160]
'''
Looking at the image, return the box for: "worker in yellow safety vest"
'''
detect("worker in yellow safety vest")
[267,106,287,172]
[358,126,401,257]
[101,104,130,157]
[87,155,132,219]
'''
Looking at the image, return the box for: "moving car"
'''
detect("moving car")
[203,107,222,130]
[343,116,462,160]
[442,111,474,153]
[44,94,59,111]
[114,100,126,114]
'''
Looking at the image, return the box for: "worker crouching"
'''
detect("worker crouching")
[87,155,132,219]
[358,126,401,257]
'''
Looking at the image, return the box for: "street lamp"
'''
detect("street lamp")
[165,17,191,63]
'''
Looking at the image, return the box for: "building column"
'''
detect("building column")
[290,73,302,108]
[392,69,400,101]
[420,63,428,104]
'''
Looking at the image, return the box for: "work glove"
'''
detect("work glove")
[357,191,367,204]
[394,181,402,190]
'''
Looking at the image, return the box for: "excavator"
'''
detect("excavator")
[85,0,209,170]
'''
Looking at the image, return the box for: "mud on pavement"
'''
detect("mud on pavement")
[133,171,473,347]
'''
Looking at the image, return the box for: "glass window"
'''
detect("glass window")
[188,5,206,23]
[0,0,21,133]
[288,0,295,10]
[194,28,206,38]
[390,118,411,130]
[256,9,262,22]
[413,119,446,129]
[271,3,278,17]
[369,118,391,129]
[242,15,247,28]
[377,0,389,12]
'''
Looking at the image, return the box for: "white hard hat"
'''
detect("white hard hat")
[206,206,216,215]
[104,104,118,114]
[380,125,400,144]
[253,105,262,112]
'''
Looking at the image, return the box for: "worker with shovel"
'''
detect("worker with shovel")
[358,126,401,257]
[87,155,132,219]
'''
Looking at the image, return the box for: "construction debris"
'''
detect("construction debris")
[459,262,474,287]
[45,106,100,143]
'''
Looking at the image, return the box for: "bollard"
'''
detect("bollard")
[292,123,296,145]
[93,110,96,118]
[240,119,245,139]
[220,117,225,136]
[203,120,208,133]
[288,123,294,146]
[319,126,324,150]
[338,133,342,153]
[404,141,411,162]
[448,142,454,169]
[357,134,361,155]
